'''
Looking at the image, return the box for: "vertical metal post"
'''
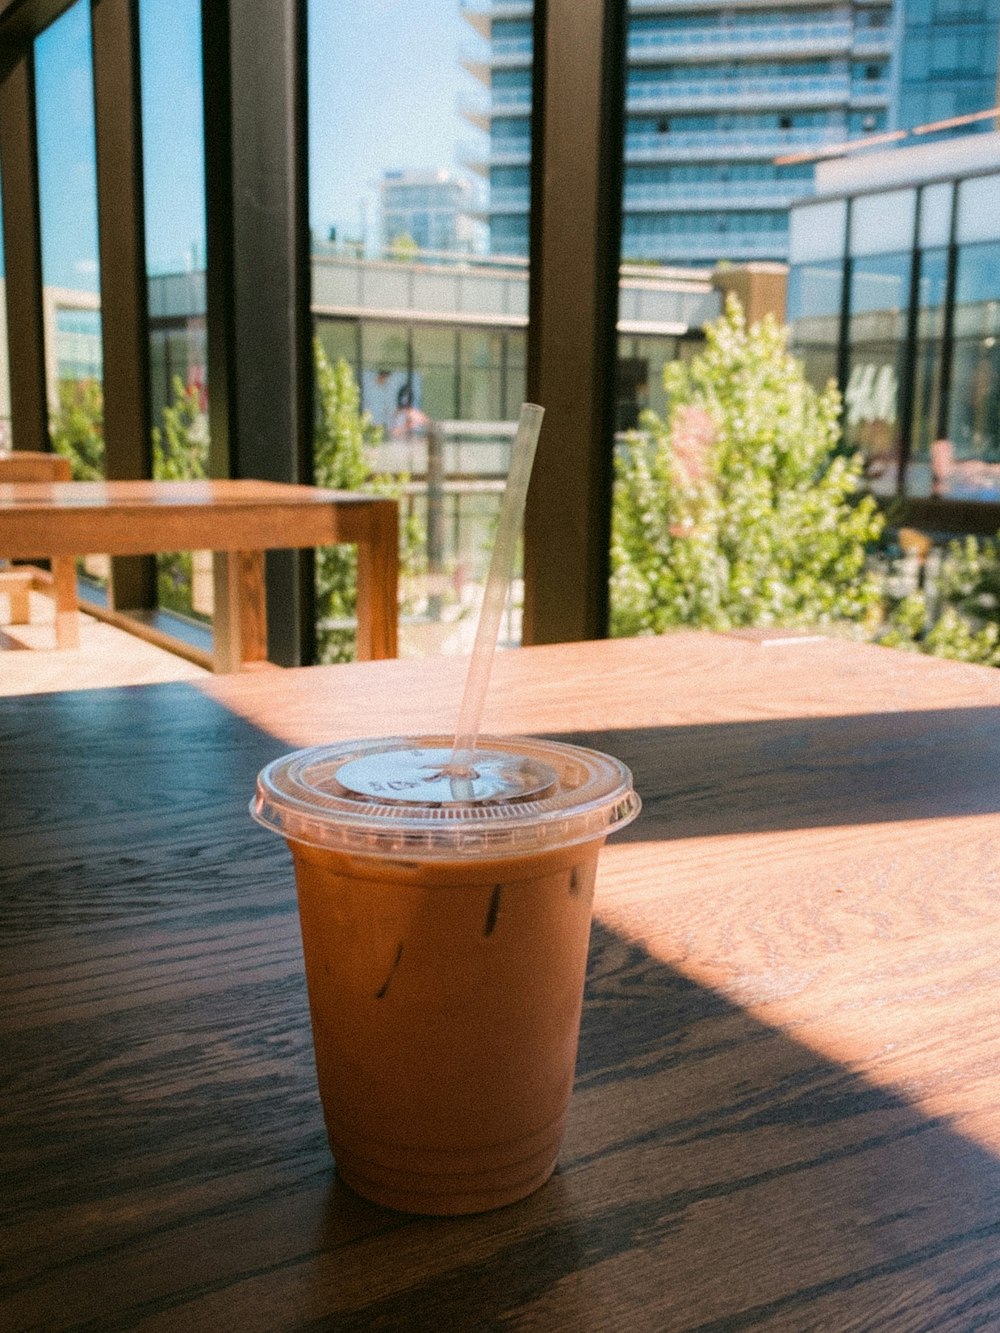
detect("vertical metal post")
[522,0,627,644]
[201,0,315,665]
[426,420,445,621]
[0,50,48,454]
[896,193,923,496]
[91,0,156,609]
[936,183,960,441]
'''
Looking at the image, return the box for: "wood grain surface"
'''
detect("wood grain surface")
[2,631,1000,1331]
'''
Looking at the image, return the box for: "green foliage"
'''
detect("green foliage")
[876,534,1000,666]
[312,341,424,663]
[50,378,105,480]
[151,377,210,616]
[388,232,419,261]
[610,295,885,637]
[152,377,209,481]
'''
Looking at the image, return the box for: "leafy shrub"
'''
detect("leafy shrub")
[152,378,209,615]
[312,341,423,663]
[611,295,885,637]
[51,378,104,480]
[876,534,1000,666]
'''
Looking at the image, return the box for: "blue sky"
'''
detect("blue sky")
[27,0,479,290]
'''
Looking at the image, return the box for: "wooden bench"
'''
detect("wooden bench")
[0,451,79,649]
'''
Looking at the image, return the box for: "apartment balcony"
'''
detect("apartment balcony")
[627,74,853,113]
[625,125,846,161]
[624,179,815,210]
[492,35,532,59]
[459,0,532,41]
[489,186,531,212]
[851,33,893,57]
[490,140,531,162]
[629,0,846,11]
[850,79,891,106]
[628,22,855,64]
[624,232,789,262]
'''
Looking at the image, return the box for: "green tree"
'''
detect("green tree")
[50,378,104,480]
[152,377,208,481]
[610,295,885,637]
[312,340,423,663]
[151,377,210,615]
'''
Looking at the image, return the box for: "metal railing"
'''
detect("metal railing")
[624,179,815,206]
[629,21,854,51]
[628,75,853,106]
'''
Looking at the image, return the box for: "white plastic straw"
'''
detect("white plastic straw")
[447,402,544,774]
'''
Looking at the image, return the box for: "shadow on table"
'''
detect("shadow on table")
[548,708,1000,840]
[3,685,999,1330]
[317,916,1000,1332]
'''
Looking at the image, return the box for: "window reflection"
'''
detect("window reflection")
[845,253,911,494]
[788,260,842,393]
[942,241,1000,500]
[906,248,948,496]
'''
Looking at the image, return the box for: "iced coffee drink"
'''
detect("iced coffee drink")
[253,734,639,1215]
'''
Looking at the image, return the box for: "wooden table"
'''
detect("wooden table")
[0,479,398,670]
[3,631,1000,1330]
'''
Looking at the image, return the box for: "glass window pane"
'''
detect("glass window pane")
[919,182,953,249]
[957,174,1000,245]
[850,189,916,257]
[788,259,843,392]
[35,0,104,482]
[940,239,1000,499]
[308,0,536,658]
[845,253,912,495]
[140,0,211,621]
[789,200,848,263]
[0,169,10,447]
[906,248,949,496]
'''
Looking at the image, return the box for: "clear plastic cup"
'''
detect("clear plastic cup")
[252,734,640,1215]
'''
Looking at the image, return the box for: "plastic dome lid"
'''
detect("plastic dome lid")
[252,734,640,859]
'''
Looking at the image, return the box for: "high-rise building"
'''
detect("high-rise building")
[379,170,483,255]
[463,1,895,264]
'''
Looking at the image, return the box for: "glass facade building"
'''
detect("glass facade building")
[379,170,483,255]
[463,0,893,264]
[788,132,1000,519]
[895,0,1000,132]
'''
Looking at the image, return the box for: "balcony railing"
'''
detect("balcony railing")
[623,233,789,262]
[624,179,815,208]
[489,186,530,211]
[627,75,854,110]
[850,79,890,101]
[625,126,847,158]
[490,85,533,109]
[492,36,533,57]
[629,21,854,57]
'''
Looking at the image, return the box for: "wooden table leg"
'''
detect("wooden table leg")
[51,557,80,650]
[354,499,398,661]
[213,550,268,672]
[0,570,31,624]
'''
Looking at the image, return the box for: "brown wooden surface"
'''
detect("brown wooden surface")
[3,631,1000,1329]
[0,452,79,648]
[0,480,398,666]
